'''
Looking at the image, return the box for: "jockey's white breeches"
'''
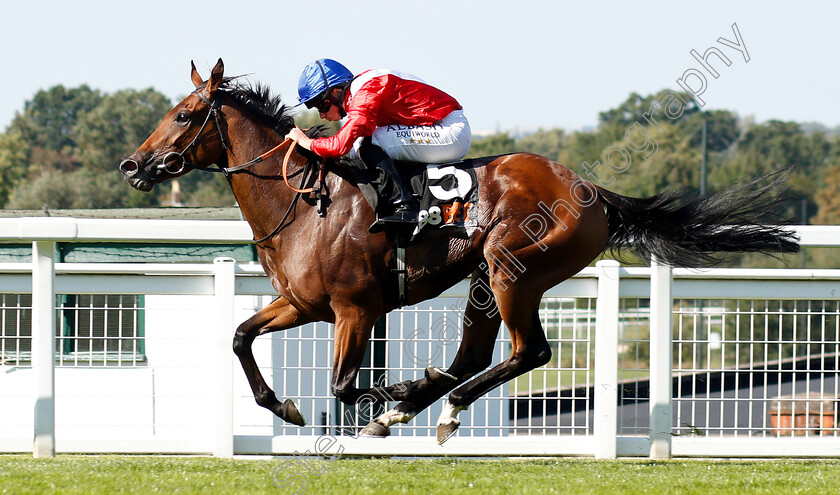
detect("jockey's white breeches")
[352,110,472,164]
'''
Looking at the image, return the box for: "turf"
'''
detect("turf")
[2,455,840,494]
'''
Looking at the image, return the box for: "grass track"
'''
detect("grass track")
[2,455,840,494]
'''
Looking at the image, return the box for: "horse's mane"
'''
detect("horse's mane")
[213,76,330,139]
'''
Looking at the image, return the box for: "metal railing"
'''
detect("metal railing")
[1,218,839,458]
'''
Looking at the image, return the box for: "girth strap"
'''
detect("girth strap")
[393,234,408,308]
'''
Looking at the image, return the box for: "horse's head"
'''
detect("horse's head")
[120,59,229,191]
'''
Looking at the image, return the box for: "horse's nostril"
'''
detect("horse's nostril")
[119,159,139,176]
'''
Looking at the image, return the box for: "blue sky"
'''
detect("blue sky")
[1,1,836,135]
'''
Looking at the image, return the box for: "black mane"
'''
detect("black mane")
[216,77,329,139]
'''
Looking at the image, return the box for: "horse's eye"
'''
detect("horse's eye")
[176,112,190,124]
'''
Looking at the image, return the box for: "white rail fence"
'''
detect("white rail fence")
[1,218,839,458]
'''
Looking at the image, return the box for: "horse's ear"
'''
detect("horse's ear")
[207,58,225,94]
[190,61,204,89]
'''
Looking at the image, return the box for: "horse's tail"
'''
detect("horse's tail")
[593,172,801,267]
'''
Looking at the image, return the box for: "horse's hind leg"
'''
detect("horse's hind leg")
[359,269,502,437]
[436,285,550,443]
[233,295,313,425]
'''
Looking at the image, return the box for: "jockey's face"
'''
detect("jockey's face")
[320,103,342,122]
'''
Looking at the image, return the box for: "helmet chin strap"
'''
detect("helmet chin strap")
[314,59,351,118]
[333,86,349,118]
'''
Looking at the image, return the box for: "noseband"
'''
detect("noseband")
[156,90,230,176]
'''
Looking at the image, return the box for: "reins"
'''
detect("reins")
[167,90,327,242]
[161,90,323,193]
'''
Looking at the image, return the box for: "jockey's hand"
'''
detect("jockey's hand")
[284,127,313,151]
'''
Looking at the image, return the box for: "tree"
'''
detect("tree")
[1,86,173,209]
[598,90,700,129]
[8,85,102,152]
[0,133,29,207]
[734,121,825,174]
[182,176,236,207]
[465,132,516,158]
[713,120,829,195]
[516,128,566,162]
[678,109,739,153]
[562,124,624,172]
[74,88,173,172]
[812,162,840,225]
[808,160,840,267]
[6,169,128,209]
[604,122,701,197]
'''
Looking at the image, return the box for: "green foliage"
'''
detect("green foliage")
[0,133,29,206]
[708,119,831,222]
[1,84,173,209]
[561,124,624,170]
[678,109,739,152]
[807,162,840,267]
[516,128,565,161]
[605,122,701,197]
[598,89,700,128]
[465,132,516,158]
[2,84,839,267]
[6,169,129,209]
[74,88,173,172]
[813,162,840,225]
[8,85,103,152]
[183,176,237,207]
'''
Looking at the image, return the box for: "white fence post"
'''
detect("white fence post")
[214,257,236,457]
[32,241,56,458]
[594,260,620,459]
[649,258,673,459]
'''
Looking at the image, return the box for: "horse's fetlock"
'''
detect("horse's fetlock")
[473,355,493,373]
[534,346,552,367]
[514,344,552,368]
[448,390,467,407]
[254,390,277,408]
[331,384,359,405]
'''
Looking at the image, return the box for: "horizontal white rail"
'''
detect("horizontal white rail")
[0,218,832,246]
[0,218,253,243]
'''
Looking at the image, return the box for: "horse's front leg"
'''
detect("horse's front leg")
[329,310,384,404]
[233,295,313,425]
[359,269,503,439]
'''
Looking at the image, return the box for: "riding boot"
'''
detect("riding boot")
[359,140,419,232]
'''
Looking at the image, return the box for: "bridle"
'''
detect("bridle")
[155,90,230,176]
[120,89,326,243]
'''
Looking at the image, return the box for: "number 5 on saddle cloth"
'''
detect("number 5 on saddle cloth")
[346,157,481,241]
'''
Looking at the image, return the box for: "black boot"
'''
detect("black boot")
[359,140,419,232]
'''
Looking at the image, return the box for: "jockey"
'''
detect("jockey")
[284,58,472,231]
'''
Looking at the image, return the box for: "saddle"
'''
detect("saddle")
[346,158,481,239]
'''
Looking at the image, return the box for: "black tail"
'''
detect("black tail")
[595,173,800,267]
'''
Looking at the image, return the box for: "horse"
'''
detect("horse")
[119,59,799,444]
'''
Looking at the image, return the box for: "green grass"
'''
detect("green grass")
[2,455,840,494]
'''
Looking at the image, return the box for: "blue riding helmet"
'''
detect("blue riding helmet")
[297,58,354,107]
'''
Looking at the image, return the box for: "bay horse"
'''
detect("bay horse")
[120,59,799,444]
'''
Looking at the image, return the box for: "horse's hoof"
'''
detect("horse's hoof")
[436,420,460,445]
[359,421,390,438]
[279,399,307,426]
[425,366,458,386]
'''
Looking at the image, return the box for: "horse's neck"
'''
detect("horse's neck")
[223,122,303,241]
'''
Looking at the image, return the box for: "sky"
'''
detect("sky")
[0,1,837,136]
